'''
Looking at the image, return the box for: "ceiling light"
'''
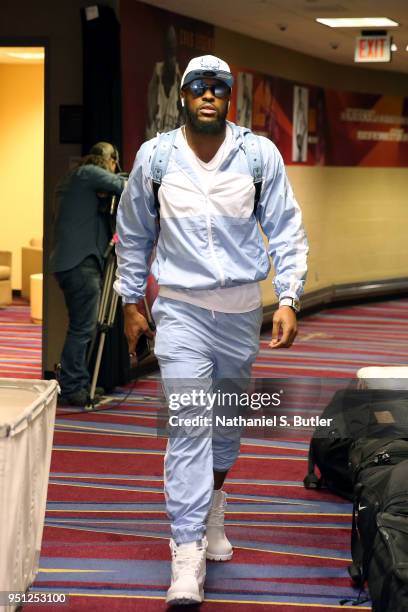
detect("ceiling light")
[316,17,399,28]
[391,43,398,52]
[6,52,44,60]
[406,44,408,52]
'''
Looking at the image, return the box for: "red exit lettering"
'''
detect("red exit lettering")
[357,37,387,60]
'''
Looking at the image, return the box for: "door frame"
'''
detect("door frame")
[0,36,50,375]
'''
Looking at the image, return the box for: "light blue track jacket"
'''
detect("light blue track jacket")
[114,121,308,304]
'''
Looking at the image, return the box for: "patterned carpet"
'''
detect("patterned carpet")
[0,299,42,378]
[2,297,408,610]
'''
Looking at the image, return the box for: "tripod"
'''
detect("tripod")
[85,191,124,410]
[86,240,118,409]
[85,238,154,410]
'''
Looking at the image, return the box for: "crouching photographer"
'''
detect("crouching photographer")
[50,142,127,407]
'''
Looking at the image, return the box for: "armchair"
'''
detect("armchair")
[0,251,12,305]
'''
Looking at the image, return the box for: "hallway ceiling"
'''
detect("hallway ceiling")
[141,0,408,74]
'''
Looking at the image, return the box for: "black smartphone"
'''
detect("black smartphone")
[135,334,151,362]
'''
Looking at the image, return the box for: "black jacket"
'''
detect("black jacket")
[50,164,125,273]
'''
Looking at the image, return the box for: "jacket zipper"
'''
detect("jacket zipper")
[172,163,226,286]
[204,195,225,287]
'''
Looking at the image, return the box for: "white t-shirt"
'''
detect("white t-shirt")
[158,125,262,313]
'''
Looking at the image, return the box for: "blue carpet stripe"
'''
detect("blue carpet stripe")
[49,473,306,486]
[46,500,350,512]
[46,517,349,528]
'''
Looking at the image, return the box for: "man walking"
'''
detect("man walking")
[115,55,308,606]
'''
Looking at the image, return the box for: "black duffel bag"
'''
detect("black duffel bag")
[303,389,408,500]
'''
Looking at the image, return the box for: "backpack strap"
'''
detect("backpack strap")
[150,129,178,217]
[340,484,370,605]
[348,482,365,586]
[243,131,263,216]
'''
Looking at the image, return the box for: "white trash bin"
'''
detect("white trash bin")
[0,379,58,612]
[357,366,408,390]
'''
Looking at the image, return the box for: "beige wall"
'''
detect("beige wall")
[0,64,44,289]
[260,165,408,307]
[215,27,408,307]
[290,166,407,284]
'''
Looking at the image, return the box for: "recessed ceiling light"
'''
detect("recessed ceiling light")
[316,17,399,28]
[6,52,44,60]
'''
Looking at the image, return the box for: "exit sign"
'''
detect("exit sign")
[355,35,391,63]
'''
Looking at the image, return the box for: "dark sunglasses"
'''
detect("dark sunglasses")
[183,79,231,99]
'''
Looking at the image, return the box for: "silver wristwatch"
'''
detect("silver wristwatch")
[279,297,300,313]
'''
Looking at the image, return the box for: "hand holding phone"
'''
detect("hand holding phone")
[124,301,155,367]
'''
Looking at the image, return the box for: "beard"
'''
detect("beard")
[184,104,228,135]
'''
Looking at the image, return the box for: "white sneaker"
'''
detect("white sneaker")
[205,489,233,561]
[166,537,207,606]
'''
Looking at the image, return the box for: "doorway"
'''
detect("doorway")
[0,46,44,377]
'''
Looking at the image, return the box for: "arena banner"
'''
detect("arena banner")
[323,90,408,166]
[120,0,214,170]
[229,64,408,167]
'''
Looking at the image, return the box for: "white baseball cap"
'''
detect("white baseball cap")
[181,55,234,90]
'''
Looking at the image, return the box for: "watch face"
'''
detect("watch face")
[291,299,300,312]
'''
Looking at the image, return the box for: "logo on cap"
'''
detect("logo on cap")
[200,56,220,71]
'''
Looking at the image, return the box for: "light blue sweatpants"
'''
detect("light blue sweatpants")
[151,296,263,544]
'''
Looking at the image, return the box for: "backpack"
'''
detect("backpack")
[369,512,408,612]
[303,389,408,500]
[150,128,263,222]
[346,460,408,611]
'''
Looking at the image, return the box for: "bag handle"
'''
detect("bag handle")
[303,445,322,490]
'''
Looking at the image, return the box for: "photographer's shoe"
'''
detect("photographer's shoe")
[87,385,105,396]
[205,490,233,561]
[166,537,207,606]
[57,388,101,407]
